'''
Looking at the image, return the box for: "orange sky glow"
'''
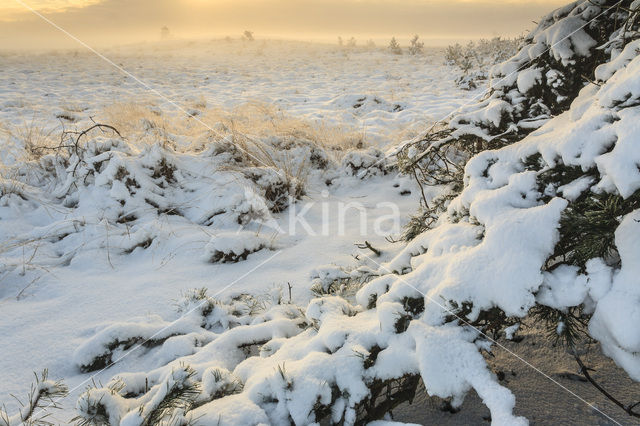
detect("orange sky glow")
[0,0,569,50]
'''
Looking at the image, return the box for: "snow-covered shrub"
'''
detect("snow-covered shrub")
[309,264,351,296]
[445,37,522,89]
[73,288,289,374]
[399,0,640,239]
[74,364,201,426]
[388,37,402,55]
[309,264,379,301]
[203,232,271,264]
[340,95,404,115]
[407,35,424,56]
[45,134,273,227]
[70,276,529,425]
[0,100,383,288]
[387,0,640,415]
[72,291,312,425]
[242,30,254,41]
[243,167,305,213]
[441,25,640,380]
[341,148,390,179]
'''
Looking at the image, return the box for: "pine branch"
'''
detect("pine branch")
[0,370,68,426]
[141,366,200,426]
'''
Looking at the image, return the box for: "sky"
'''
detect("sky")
[0,0,569,50]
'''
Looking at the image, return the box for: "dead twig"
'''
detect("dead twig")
[355,241,381,257]
[62,123,122,177]
[574,353,640,418]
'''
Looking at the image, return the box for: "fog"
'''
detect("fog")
[0,0,567,50]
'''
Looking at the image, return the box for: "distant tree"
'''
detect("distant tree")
[408,34,424,55]
[366,39,376,49]
[338,36,343,46]
[388,37,402,55]
[346,37,357,48]
[243,30,254,41]
[160,26,170,40]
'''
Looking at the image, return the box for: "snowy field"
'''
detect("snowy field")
[0,40,468,146]
[0,40,478,420]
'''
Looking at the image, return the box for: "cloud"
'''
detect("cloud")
[0,0,103,21]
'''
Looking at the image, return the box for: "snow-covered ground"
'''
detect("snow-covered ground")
[0,40,478,421]
[0,40,469,147]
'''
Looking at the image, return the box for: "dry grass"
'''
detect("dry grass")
[97,100,371,190]
[99,100,367,153]
[100,102,167,142]
[0,120,48,203]
[0,101,373,210]
[203,101,366,151]
[0,118,57,161]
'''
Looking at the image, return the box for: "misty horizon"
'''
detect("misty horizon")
[0,0,567,50]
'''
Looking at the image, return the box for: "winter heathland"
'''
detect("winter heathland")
[2,1,640,425]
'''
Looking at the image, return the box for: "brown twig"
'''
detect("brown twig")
[356,241,381,257]
[63,123,122,177]
[574,353,640,418]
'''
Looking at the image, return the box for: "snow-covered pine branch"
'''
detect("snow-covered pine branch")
[0,370,68,426]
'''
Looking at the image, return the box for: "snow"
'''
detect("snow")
[204,232,272,263]
[0,39,479,423]
[0,40,468,151]
[448,19,640,383]
[342,148,389,179]
[190,393,270,425]
[557,175,594,200]
[362,172,567,323]
[535,15,597,64]
[537,265,589,309]
[516,68,542,94]
[2,1,640,424]
[589,210,640,381]
[410,322,527,426]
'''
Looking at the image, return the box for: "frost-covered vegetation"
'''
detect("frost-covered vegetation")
[1,41,463,421]
[0,102,389,289]
[445,37,523,90]
[0,370,68,426]
[388,37,403,55]
[3,0,640,424]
